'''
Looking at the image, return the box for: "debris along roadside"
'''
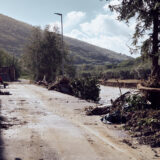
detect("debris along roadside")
[0,90,10,95]
[86,91,160,148]
[38,76,100,102]
[0,84,10,95]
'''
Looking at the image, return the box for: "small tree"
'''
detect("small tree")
[0,49,21,79]
[106,0,160,86]
[24,26,64,82]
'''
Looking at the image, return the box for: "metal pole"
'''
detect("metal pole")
[54,13,64,76]
[61,14,64,76]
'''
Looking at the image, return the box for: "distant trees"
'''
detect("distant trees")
[104,68,151,80]
[24,26,66,82]
[0,49,12,67]
[0,49,21,79]
[106,0,160,86]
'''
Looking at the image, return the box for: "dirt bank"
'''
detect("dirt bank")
[0,81,159,160]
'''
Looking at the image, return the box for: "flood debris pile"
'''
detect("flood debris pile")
[48,77,73,95]
[0,82,8,89]
[0,88,10,96]
[0,82,10,95]
[37,80,48,87]
[85,105,110,116]
[124,110,160,147]
[38,77,100,102]
[87,91,160,147]
[0,90,10,95]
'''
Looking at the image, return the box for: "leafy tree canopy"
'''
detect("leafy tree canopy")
[106,0,160,82]
[24,26,64,82]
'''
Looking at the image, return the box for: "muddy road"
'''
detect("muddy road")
[0,82,159,160]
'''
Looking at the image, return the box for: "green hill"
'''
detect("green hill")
[0,14,33,56]
[0,14,132,65]
[64,37,131,65]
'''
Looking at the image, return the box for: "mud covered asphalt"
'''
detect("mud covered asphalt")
[0,82,159,160]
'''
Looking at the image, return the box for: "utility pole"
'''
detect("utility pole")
[54,13,64,76]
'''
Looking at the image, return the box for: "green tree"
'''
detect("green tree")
[24,26,64,82]
[23,27,42,80]
[106,0,160,85]
[0,49,12,67]
[0,49,21,79]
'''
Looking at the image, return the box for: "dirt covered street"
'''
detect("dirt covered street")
[0,81,159,160]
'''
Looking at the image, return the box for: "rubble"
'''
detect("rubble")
[0,90,10,95]
[124,110,160,147]
[37,81,48,87]
[0,82,9,89]
[86,91,131,117]
[101,111,126,124]
[48,77,73,95]
[86,91,160,147]
[47,77,100,102]
[85,105,110,116]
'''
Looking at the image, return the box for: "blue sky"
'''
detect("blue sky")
[0,0,138,57]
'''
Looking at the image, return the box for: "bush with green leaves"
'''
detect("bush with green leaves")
[71,77,100,102]
[126,94,147,110]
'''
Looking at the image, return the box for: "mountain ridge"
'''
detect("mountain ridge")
[0,14,132,65]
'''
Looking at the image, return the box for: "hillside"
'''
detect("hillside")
[64,37,131,65]
[0,14,33,56]
[0,14,132,65]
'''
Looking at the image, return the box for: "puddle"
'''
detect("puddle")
[99,85,134,105]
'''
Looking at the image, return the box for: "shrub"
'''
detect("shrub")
[126,94,147,110]
[71,77,100,102]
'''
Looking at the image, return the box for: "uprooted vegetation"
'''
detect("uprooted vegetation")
[38,77,100,102]
[86,91,160,147]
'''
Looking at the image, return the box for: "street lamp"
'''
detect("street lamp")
[54,13,64,76]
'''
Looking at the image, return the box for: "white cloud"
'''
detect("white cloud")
[80,14,133,37]
[66,29,130,55]
[64,11,86,29]
[65,9,138,56]
[50,7,139,57]
[49,11,86,32]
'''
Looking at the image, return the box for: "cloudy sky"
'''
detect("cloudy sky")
[0,0,138,57]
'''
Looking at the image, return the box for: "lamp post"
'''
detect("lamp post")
[54,13,64,76]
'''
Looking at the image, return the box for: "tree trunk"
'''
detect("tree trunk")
[151,10,159,79]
